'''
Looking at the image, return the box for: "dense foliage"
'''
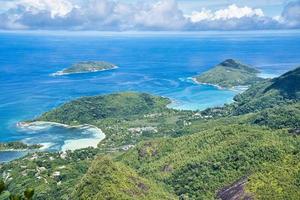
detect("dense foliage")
[72,156,176,200]
[248,102,300,129]
[0,148,99,200]
[194,59,263,88]
[36,92,171,125]
[118,124,300,199]
[0,180,34,200]
[232,66,300,115]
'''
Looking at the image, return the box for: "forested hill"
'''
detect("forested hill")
[194,59,263,88]
[36,92,171,125]
[232,66,300,115]
[71,156,176,200]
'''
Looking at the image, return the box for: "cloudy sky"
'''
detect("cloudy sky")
[0,0,299,31]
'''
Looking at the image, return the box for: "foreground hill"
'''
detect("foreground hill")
[194,59,264,88]
[118,124,300,199]
[72,156,176,200]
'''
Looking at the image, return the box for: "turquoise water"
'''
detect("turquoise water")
[0,151,27,163]
[0,30,300,161]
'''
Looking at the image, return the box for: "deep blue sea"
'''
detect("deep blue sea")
[1,30,300,161]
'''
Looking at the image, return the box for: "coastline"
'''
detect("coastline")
[51,66,118,76]
[17,121,106,152]
[190,77,227,90]
[0,149,28,152]
[190,77,248,92]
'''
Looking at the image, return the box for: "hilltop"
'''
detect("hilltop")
[52,61,117,76]
[194,59,264,88]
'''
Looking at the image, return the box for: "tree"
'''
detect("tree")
[24,188,34,200]
[0,179,5,194]
[9,194,22,200]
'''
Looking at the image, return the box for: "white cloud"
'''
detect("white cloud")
[134,0,187,30]
[0,0,299,31]
[18,0,74,17]
[188,9,213,23]
[187,4,264,23]
[214,4,264,20]
[185,4,278,30]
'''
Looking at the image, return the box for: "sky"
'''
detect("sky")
[0,0,299,31]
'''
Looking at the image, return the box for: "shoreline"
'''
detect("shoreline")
[17,121,106,152]
[0,149,28,152]
[51,66,118,76]
[190,77,248,92]
[190,77,226,90]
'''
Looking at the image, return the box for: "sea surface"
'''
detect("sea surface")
[1,30,300,161]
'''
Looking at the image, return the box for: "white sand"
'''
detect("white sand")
[38,142,55,151]
[61,127,105,151]
[17,121,106,152]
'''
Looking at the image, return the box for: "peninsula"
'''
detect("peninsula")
[52,61,117,76]
[194,59,264,89]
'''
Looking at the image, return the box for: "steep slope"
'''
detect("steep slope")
[194,59,263,88]
[72,156,176,200]
[233,66,300,115]
[247,102,300,129]
[118,124,300,199]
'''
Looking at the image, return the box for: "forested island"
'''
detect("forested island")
[194,59,264,89]
[1,65,299,200]
[52,61,117,76]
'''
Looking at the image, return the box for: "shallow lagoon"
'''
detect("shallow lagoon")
[0,122,105,162]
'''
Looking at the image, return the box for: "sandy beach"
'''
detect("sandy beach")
[17,121,106,152]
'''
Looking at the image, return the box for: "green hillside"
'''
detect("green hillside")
[194,59,264,88]
[232,66,300,115]
[247,102,300,129]
[118,124,300,199]
[36,92,171,125]
[72,156,176,200]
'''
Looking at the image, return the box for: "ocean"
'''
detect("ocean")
[1,30,300,161]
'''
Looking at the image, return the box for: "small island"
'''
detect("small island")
[52,61,117,76]
[193,59,264,89]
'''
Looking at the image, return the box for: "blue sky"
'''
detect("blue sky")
[0,0,299,30]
